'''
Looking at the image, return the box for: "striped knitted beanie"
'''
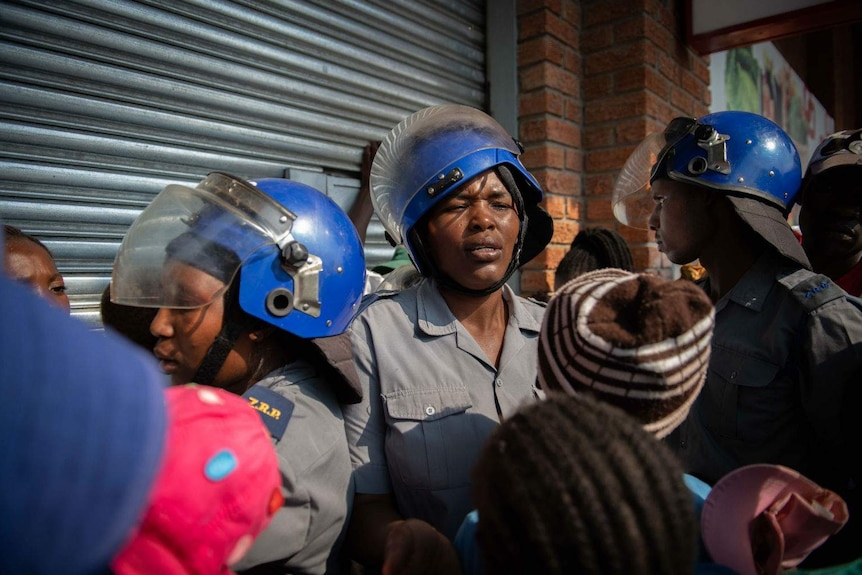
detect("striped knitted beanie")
[539,267,714,438]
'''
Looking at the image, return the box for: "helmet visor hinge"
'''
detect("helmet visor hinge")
[696,128,731,175]
[275,237,321,318]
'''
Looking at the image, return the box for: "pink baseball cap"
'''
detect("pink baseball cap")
[702,464,848,575]
[112,385,283,575]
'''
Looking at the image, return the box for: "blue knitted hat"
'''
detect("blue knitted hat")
[0,275,168,575]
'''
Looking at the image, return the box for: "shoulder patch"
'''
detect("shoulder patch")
[777,269,845,311]
[242,384,294,442]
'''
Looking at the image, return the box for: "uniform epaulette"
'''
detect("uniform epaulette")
[777,269,846,312]
[355,289,399,315]
[525,296,548,308]
[242,384,294,443]
[309,333,363,405]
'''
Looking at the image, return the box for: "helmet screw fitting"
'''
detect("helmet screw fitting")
[265,288,294,317]
[282,241,309,266]
[694,125,714,142]
[738,177,745,183]
[688,156,708,175]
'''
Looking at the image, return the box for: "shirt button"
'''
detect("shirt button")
[425,405,436,416]
[495,378,503,387]
[730,371,737,380]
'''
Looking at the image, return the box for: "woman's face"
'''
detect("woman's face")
[423,170,521,291]
[4,238,70,313]
[648,178,715,265]
[150,261,254,392]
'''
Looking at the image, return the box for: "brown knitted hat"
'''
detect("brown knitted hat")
[538,268,714,438]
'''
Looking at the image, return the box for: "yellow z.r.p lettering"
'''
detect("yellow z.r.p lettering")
[246,396,282,420]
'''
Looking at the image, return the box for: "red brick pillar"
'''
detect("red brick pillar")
[517,0,711,294]
[516,0,583,298]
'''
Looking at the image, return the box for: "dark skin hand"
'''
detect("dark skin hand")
[347,491,463,575]
[348,493,402,566]
[382,519,464,575]
[348,141,381,245]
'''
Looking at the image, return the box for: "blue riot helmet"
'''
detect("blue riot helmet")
[612,111,808,267]
[113,172,365,336]
[112,172,365,384]
[247,177,366,336]
[371,104,553,294]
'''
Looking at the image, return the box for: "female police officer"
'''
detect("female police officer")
[613,111,862,565]
[342,105,554,572]
[111,173,366,574]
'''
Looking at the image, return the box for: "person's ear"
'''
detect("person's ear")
[248,324,277,342]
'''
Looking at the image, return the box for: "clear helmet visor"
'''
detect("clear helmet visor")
[612,132,668,230]
[612,117,698,229]
[111,173,296,309]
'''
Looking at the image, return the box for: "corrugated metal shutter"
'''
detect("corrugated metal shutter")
[0,0,486,325]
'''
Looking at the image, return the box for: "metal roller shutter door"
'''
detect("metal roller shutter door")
[0,0,486,325]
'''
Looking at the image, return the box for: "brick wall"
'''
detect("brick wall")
[516,0,710,295]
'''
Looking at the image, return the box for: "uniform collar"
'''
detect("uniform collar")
[416,278,541,337]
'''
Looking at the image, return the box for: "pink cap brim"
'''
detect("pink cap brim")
[702,464,848,575]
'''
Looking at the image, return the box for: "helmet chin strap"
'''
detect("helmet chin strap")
[190,284,252,387]
[422,165,528,297]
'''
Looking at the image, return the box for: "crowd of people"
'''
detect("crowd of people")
[1,105,860,575]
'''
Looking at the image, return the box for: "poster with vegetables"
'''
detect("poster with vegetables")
[710,42,834,171]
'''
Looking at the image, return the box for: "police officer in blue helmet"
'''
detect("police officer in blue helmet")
[613,111,862,566]
[342,105,553,573]
[797,129,862,297]
[111,172,366,574]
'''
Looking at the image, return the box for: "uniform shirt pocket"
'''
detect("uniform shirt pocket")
[382,385,481,491]
[707,346,786,442]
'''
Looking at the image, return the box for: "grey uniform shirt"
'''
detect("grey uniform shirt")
[672,251,862,492]
[344,278,545,540]
[235,360,354,575]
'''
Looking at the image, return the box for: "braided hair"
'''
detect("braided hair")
[554,227,634,291]
[472,392,696,575]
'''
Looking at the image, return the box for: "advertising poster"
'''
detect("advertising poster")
[710,42,834,171]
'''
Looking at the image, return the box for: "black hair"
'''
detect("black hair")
[554,227,634,290]
[472,392,697,575]
[3,224,55,257]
